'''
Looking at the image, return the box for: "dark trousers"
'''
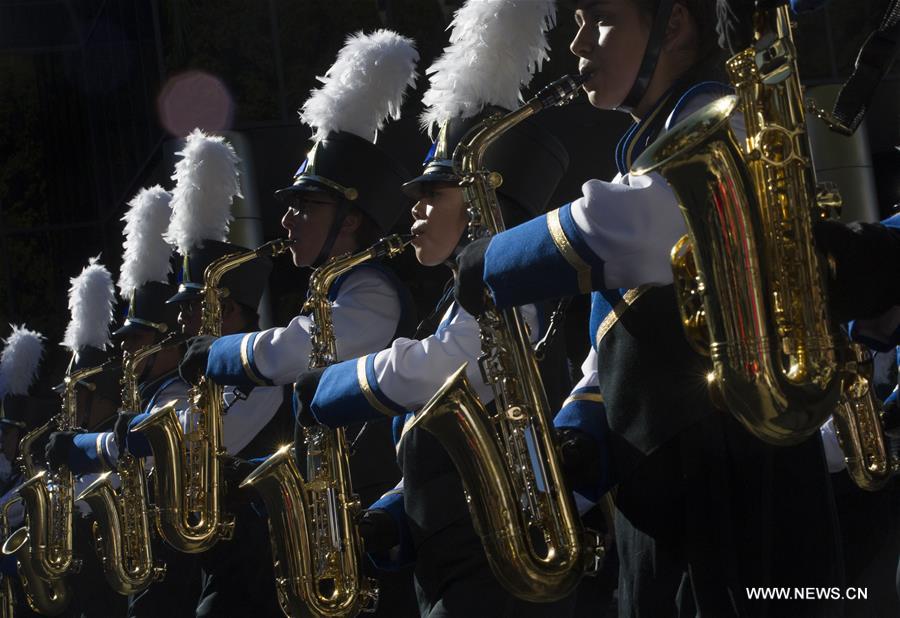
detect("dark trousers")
[195,501,282,618]
[63,515,128,618]
[615,413,844,618]
[127,541,201,618]
[413,520,577,618]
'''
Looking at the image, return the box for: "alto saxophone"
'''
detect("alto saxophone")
[631,6,896,486]
[132,239,290,553]
[406,74,602,603]
[0,363,111,614]
[830,342,898,490]
[0,499,16,618]
[75,335,185,594]
[240,234,411,618]
[3,494,69,617]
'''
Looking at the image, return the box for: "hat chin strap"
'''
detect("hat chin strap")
[311,201,353,269]
[617,0,676,114]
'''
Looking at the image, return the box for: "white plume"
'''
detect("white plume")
[61,257,115,355]
[118,185,174,299]
[420,0,556,134]
[300,29,419,142]
[0,325,45,398]
[164,129,240,255]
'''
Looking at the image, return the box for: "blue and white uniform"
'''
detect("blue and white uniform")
[64,372,189,474]
[480,82,843,617]
[309,301,538,428]
[206,265,411,388]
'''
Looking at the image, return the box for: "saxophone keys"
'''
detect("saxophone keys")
[505,406,525,422]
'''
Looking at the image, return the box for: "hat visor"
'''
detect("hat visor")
[274,177,342,203]
[166,287,202,305]
[112,321,158,338]
[401,171,461,200]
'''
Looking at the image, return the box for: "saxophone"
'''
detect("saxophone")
[0,363,110,614]
[830,342,897,490]
[131,239,290,553]
[0,499,15,618]
[3,494,70,616]
[630,5,896,487]
[75,335,184,594]
[240,234,411,618]
[405,74,602,603]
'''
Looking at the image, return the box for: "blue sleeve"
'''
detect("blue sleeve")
[366,490,415,571]
[311,355,406,428]
[207,332,274,388]
[484,204,605,310]
[554,387,614,500]
[125,413,153,458]
[70,432,117,474]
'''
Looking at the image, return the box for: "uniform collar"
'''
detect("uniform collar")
[614,87,679,177]
[139,369,181,407]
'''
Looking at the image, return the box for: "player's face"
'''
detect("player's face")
[410,183,468,267]
[571,0,650,110]
[177,299,202,337]
[281,191,340,267]
[120,328,157,356]
[119,328,159,376]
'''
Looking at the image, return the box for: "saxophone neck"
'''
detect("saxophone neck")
[303,234,412,368]
[454,74,587,176]
[17,421,52,478]
[122,333,187,411]
[304,234,413,312]
[199,240,290,336]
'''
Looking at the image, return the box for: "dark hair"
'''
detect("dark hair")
[635,0,721,59]
[351,208,384,251]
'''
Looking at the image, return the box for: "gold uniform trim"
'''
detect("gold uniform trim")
[239,333,268,387]
[547,208,592,294]
[356,357,395,418]
[595,286,650,348]
[562,392,605,408]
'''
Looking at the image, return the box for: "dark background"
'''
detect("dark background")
[1,0,898,385]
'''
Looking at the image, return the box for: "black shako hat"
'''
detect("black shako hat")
[53,346,121,400]
[402,108,569,221]
[167,239,272,311]
[113,280,180,338]
[274,131,412,234]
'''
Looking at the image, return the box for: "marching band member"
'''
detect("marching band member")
[149,129,287,618]
[46,257,126,617]
[45,187,184,478]
[292,2,575,616]
[454,1,847,616]
[0,325,52,612]
[185,29,420,512]
[0,326,48,503]
[182,31,423,617]
[42,186,197,618]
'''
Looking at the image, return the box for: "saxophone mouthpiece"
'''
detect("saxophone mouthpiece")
[373,234,415,259]
[259,238,293,257]
[533,74,588,110]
